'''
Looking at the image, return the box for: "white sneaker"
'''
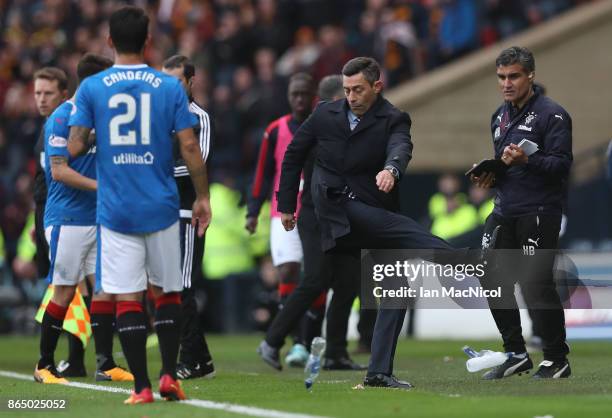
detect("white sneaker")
[285,344,309,368]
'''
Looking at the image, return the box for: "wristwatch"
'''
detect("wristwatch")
[384,165,400,180]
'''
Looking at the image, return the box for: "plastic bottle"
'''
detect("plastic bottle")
[462,345,508,372]
[304,337,326,390]
[463,346,479,358]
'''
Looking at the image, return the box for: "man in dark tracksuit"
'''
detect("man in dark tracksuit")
[163,55,215,379]
[257,75,366,371]
[277,58,472,389]
[472,46,572,379]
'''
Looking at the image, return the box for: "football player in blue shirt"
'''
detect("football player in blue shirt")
[68,6,211,404]
[35,54,134,385]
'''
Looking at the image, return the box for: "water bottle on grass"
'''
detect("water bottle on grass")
[304,337,326,390]
[463,345,508,372]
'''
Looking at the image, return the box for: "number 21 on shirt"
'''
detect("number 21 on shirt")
[109,93,151,145]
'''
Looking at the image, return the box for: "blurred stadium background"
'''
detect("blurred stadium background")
[1,0,611,341]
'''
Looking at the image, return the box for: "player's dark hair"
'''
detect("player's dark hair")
[77,53,113,84]
[33,67,68,91]
[289,72,314,90]
[109,6,149,54]
[162,55,195,81]
[496,46,535,74]
[342,57,380,85]
[318,75,343,101]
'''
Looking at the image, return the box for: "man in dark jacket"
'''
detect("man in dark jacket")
[257,75,366,372]
[163,55,215,380]
[472,46,572,380]
[277,57,465,389]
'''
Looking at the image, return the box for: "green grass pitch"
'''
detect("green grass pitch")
[0,335,610,418]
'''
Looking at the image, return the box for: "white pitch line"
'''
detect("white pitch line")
[0,370,330,418]
[319,380,350,384]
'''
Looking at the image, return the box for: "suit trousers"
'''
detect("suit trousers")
[266,205,360,359]
[336,199,462,376]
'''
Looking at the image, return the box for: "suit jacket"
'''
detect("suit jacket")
[277,95,413,251]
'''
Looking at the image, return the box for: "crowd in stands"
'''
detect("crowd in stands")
[426,173,493,248]
[0,0,593,331]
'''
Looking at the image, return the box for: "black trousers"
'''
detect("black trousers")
[336,199,462,376]
[482,213,568,361]
[178,217,212,365]
[34,201,50,278]
[357,306,377,347]
[265,206,360,359]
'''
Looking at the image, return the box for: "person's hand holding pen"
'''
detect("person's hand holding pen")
[502,143,528,166]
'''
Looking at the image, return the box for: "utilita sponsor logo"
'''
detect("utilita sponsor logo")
[113,152,154,165]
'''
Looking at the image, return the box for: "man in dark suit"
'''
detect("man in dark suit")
[257,75,366,372]
[277,57,464,390]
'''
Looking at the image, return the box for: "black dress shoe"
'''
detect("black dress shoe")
[257,340,282,371]
[364,374,413,390]
[323,356,367,371]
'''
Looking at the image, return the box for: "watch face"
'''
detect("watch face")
[385,166,398,178]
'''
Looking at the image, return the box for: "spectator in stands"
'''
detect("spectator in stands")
[313,25,354,81]
[253,48,289,124]
[233,66,258,130]
[377,6,420,84]
[428,173,479,241]
[10,174,35,280]
[432,0,478,66]
[251,0,291,55]
[351,10,378,58]
[207,9,250,85]
[209,84,242,178]
[482,0,529,40]
[238,48,290,176]
[526,0,573,25]
[469,184,494,225]
[276,26,321,77]
[428,172,465,220]
[447,184,494,248]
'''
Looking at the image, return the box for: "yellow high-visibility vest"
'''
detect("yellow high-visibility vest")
[203,183,255,279]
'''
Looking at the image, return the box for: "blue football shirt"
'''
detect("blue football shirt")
[44,100,97,227]
[69,64,196,233]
